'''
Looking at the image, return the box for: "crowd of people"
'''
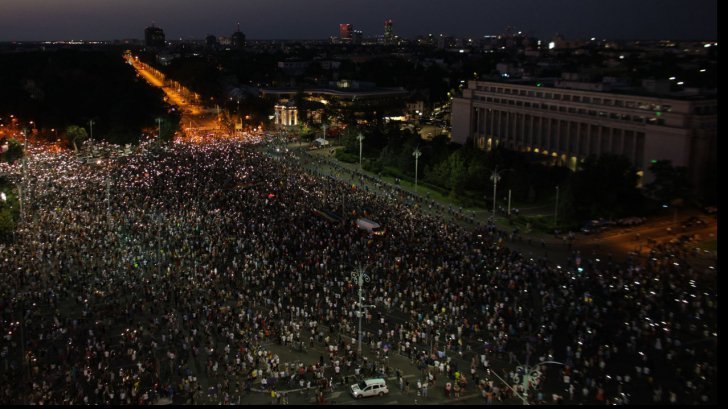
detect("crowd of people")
[0,138,716,404]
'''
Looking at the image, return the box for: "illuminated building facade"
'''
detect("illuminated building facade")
[274,100,299,127]
[451,80,716,188]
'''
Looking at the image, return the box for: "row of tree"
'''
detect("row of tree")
[334,125,695,225]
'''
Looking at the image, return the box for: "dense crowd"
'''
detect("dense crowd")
[0,139,716,404]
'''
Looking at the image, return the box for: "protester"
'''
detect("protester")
[0,138,716,404]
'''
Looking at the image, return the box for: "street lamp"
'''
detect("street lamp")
[412,146,422,194]
[351,266,373,357]
[553,185,560,227]
[89,120,94,141]
[156,118,162,142]
[489,167,513,219]
[356,132,365,169]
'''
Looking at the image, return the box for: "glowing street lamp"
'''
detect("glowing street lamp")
[490,167,512,219]
[351,266,374,357]
[156,118,162,142]
[413,146,422,194]
[356,132,365,169]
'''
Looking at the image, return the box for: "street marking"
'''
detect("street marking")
[386,374,416,381]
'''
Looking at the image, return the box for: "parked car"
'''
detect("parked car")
[350,378,389,399]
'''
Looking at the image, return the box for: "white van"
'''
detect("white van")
[350,378,389,398]
[356,218,385,236]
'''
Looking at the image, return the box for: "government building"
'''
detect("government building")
[451,79,716,188]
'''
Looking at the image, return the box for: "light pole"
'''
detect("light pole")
[156,118,162,142]
[106,167,112,229]
[356,132,365,169]
[412,146,422,194]
[89,120,94,144]
[554,185,559,227]
[490,167,501,218]
[508,189,512,216]
[490,368,528,404]
[19,128,27,221]
[351,266,372,357]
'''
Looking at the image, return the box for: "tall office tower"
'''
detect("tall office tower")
[144,24,165,48]
[384,19,394,44]
[231,23,246,48]
[339,23,353,42]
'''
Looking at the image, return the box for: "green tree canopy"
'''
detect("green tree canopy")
[645,160,692,205]
[566,154,642,220]
[64,125,88,152]
[1,138,24,163]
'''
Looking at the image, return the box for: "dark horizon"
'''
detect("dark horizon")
[0,0,718,42]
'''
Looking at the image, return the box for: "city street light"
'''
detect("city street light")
[351,266,373,357]
[356,132,365,169]
[554,185,560,227]
[156,118,162,142]
[412,146,422,194]
[490,167,511,218]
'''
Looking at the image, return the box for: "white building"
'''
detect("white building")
[451,80,716,188]
[274,100,298,127]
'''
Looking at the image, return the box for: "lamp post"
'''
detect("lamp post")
[490,167,501,218]
[106,167,112,229]
[19,128,28,221]
[156,118,162,142]
[88,120,95,148]
[507,189,512,216]
[553,185,560,227]
[356,132,365,169]
[351,266,372,357]
[412,146,422,194]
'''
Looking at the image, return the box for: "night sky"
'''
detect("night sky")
[0,0,717,41]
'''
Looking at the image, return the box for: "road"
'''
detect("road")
[124,52,246,143]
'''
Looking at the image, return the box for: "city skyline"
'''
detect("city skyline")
[0,0,718,41]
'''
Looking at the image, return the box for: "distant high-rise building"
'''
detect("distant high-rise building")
[353,30,363,45]
[384,19,394,44]
[144,24,165,48]
[231,23,246,48]
[339,24,353,42]
[206,34,218,48]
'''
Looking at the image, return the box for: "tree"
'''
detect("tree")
[64,125,88,152]
[644,160,692,205]
[0,179,19,241]
[566,154,642,220]
[1,138,24,163]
